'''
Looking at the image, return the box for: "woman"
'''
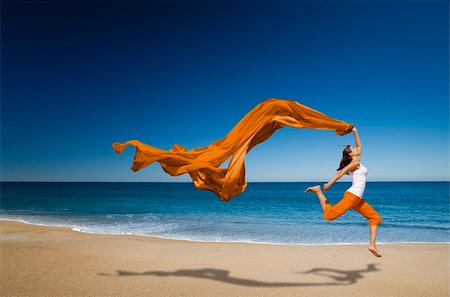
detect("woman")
[305,127,383,257]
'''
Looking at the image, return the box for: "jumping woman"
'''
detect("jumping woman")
[305,127,383,257]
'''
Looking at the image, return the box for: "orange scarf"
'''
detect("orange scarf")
[112,98,354,202]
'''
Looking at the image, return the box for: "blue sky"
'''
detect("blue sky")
[1,1,448,182]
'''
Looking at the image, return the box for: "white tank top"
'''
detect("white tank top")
[347,163,368,199]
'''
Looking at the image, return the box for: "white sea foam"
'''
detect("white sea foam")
[1,217,448,246]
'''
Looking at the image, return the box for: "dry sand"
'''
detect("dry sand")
[0,220,448,297]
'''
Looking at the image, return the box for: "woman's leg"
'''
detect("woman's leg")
[369,225,380,256]
[352,199,383,257]
[304,186,329,212]
[305,187,359,221]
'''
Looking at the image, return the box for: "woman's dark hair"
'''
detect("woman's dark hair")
[337,145,352,173]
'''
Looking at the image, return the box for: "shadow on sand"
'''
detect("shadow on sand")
[98,263,380,287]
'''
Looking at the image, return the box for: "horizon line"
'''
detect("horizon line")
[1,180,449,183]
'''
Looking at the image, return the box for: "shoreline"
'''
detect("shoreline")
[1,218,448,246]
[1,220,449,297]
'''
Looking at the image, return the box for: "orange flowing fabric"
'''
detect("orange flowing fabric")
[112,98,354,202]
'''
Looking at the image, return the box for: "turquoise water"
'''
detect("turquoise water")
[0,182,448,244]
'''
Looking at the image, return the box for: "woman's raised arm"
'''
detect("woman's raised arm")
[353,127,362,152]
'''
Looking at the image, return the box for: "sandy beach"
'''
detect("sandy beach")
[0,220,448,297]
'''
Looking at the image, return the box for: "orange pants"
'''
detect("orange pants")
[323,191,382,227]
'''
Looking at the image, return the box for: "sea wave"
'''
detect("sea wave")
[1,217,449,246]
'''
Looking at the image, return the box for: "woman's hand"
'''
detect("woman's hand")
[323,183,331,192]
[352,127,357,133]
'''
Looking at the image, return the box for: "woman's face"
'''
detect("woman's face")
[349,146,357,155]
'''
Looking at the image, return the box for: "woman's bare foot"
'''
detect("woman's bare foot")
[304,185,321,193]
[368,246,382,257]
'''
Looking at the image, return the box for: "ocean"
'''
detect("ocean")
[0,182,448,245]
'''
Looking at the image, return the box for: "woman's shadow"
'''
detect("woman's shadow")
[298,263,380,285]
[98,263,380,287]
